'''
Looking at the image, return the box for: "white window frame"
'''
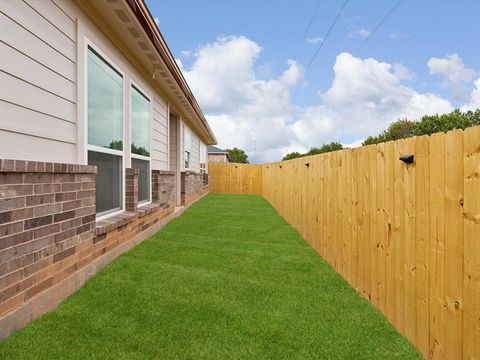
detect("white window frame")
[184,125,191,170]
[130,80,152,206]
[84,38,126,221]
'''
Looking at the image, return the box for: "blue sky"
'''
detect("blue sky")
[147,0,480,162]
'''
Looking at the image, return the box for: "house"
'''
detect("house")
[208,145,231,163]
[0,0,216,339]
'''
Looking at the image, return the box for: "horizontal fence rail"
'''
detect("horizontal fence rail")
[208,126,480,360]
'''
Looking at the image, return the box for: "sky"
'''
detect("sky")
[146,0,480,163]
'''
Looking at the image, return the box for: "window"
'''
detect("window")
[199,143,207,174]
[87,46,124,216]
[184,126,191,169]
[130,85,151,203]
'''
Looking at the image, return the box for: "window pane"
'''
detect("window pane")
[184,151,190,169]
[132,158,150,203]
[131,86,150,156]
[87,47,123,150]
[184,128,191,152]
[88,151,122,215]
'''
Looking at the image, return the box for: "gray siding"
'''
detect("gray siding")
[0,0,77,162]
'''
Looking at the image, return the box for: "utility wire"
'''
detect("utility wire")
[305,0,349,74]
[356,0,403,53]
[294,0,323,60]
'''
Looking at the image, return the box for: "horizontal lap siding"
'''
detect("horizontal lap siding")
[152,98,168,170]
[0,0,77,163]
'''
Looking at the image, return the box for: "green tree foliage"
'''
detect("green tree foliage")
[282,152,304,161]
[362,109,480,145]
[108,140,123,151]
[227,147,249,163]
[131,143,150,157]
[282,142,344,161]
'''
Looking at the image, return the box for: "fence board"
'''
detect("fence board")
[208,125,480,359]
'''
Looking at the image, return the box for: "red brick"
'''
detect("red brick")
[62,200,82,211]
[61,182,81,192]
[24,173,53,184]
[0,221,24,237]
[55,192,76,202]
[24,215,52,230]
[24,277,53,300]
[53,210,75,223]
[26,194,54,206]
[33,223,60,239]
[53,174,75,183]
[34,203,62,217]
[0,269,23,291]
[0,276,33,303]
[0,207,34,225]
[53,246,75,263]
[0,230,33,251]
[0,184,33,198]
[0,253,34,275]
[0,197,26,212]
[76,190,94,200]
[34,183,60,194]
[54,228,76,243]
[60,218,82,231]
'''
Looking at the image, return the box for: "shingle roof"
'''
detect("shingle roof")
[208,145,227,154]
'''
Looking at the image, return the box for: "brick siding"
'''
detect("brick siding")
[181,171,209,206]
[0,160,205,340]
[0,160,96,321]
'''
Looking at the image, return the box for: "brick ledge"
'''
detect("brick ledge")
[95,212,137,236]
[0,159,96,174]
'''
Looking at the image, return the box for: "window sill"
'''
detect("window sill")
[138,203,160,218]
[95,212,137,236]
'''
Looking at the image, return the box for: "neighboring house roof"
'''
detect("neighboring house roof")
[208,146,231,161]
[80,0,217,145]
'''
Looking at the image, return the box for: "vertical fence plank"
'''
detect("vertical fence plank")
[444,129,464,360]
[463,126,480,360]
[385,141,395,324]
[394,139,406,334]
[377,143,387,314]
[415,135,430,358]
[429,132,446,360]
[404,137,417,345]
[208,125,480,360]
[369,145,378,306]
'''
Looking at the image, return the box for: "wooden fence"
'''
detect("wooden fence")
[209,163,263,195]
[208,126,480,360]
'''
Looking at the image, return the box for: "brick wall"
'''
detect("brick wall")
[181,171,209,205]
[0,159,96,321]
[0,161,205,340]
[152,170,175,209]
[208,153,229,163]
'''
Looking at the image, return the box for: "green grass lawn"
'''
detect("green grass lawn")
[0,194,420,359]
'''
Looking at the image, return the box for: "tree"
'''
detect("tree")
[362,109,480,145]
[282,152,304,161]
[227,147,249,163]
[282,142,343,161]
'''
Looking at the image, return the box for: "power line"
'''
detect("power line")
[356,0,403,53]
[305,0,349,74]
[294,0,323,60]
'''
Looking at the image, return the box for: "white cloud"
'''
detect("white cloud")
[356,28,370,38]
[461,78,480,111]
[427,54,477,102]
[306,37,324,44]
[181,50,192,58]
[393,63,415,80]
[181,36,458,163]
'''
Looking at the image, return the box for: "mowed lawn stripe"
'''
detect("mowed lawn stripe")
[0,194,420,359]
